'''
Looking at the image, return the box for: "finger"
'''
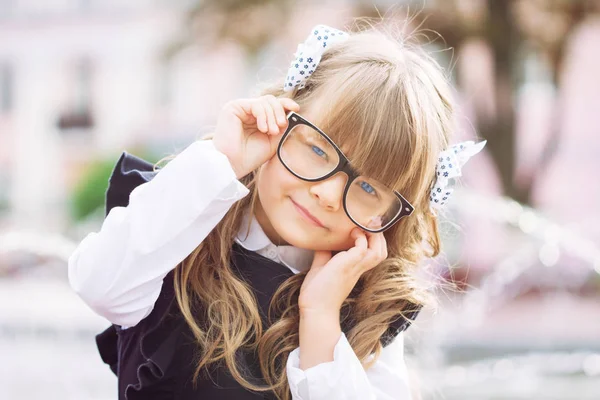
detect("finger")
[228,99,256,125]
[356,229,369,249]
[363,230,378,256]
[366,230,383,259]
[379,232,388,259]
[351,228,368,248]
[265,95,287,128]
[262,96,280,135]
[375,234,384,261]
[346,228,368,262]
[355,232,381,274]
[278,98,300,112]
[251,101,268,133]
[372,231,386,259]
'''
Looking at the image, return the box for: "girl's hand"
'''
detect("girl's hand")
[213,95,300,179]
[298,228,388,317]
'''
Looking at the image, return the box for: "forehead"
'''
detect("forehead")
[293,114,351,156]
[295,116,393,183]
[294,112,406,191]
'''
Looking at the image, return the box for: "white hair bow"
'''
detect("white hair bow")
[283,24,349,92]
[429,140,487,212]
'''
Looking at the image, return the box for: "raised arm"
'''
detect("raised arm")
[68,140,249,327]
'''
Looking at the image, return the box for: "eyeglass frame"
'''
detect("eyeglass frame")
[276,111,415,233]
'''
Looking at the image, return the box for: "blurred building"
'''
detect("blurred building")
[0,0,249,232]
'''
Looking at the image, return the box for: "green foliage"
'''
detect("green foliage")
[70,157,118,222]
[70,149,160,222]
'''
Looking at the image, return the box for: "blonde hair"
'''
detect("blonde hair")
[172,20,453,400]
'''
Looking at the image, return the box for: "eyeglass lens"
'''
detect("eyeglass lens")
[279,124,404,230]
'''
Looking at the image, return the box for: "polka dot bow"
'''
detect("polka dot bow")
[429,140,487,212]
[283,24,349,92]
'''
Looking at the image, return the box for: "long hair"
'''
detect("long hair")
[172,20,453,400]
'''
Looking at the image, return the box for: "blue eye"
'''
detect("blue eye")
[360,181,376,195]
[312,145,327,158]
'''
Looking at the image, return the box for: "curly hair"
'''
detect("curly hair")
[172,19,453,400]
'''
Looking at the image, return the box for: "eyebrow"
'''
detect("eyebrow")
[312,122,398,192]
[347,156,398,192]
[309,130,329,144]
[305,133,329,148]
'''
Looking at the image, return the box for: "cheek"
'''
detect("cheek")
[257,157,298,202]
[256,157,361,251]
[327,227,358,251]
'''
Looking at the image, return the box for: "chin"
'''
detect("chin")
[272,217,352,251]
[274,223,321,249]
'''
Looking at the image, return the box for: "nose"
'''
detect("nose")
[309,172,348,212]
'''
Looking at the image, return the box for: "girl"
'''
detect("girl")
[69,23,485,400]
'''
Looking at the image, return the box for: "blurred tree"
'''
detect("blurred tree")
[70,157,118,222]
[163,0,297,97]
[358,0,596,204]
[165,0,295,62]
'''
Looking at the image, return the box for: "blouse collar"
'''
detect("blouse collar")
[234,211,314,274]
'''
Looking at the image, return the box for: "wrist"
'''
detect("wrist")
[230,162,246,180]
[222,155,245,180]
[299,306,341,321]
[210,139,246,180]
[298,307,342,369]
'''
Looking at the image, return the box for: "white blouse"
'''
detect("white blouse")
[68,139,413,399]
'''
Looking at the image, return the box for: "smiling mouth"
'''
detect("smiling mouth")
[290,198,325,228]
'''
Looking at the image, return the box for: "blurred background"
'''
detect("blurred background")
[1,0,599,399]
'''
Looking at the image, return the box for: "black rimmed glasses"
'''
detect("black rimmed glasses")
[277,111,414,233]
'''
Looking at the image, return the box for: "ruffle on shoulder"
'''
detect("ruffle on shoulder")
[104,151,160,217]
[97,151,187,398]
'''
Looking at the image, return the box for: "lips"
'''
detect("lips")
[290,198,325,228]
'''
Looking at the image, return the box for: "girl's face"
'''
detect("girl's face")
[254,154,358,251]
[254,105,362,252]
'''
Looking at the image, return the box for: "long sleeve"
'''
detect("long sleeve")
[68,140,249,328]
[286,332,411,400]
